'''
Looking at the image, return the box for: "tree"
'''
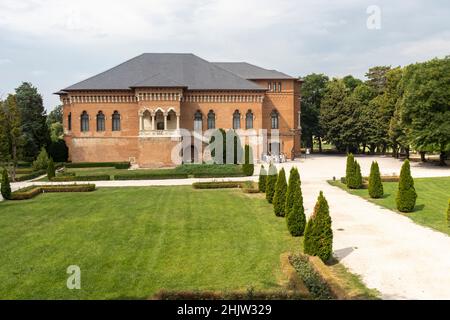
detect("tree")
[300,73,329,152]
[15,82,50,159]
[32,147,50,171]
[303,191,333,262]
[368,161,383,198]
[242,145,254,176]
[48,139,69,163]
[1,168,11,200]
[273,168,287,217]
[342,75,363,92]
[47,105,63,126]
[47,158,55,180]
[365,66,391,95]
[345,153,355,184]
[50,122,63,142]
[0,95,23,181]
[396,160,417,212]
[399,57,450,165]
[209,128,226,164]
[258,165,267,192]
[285,167,306,236]
[265,164,278,203]
[346,154,362,189]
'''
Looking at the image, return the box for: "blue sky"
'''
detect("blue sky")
[0,0,449,110]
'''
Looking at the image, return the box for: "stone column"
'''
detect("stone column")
[151,114,155,130]
[176,114,180,130]
[164,113,168,130]
[139,114,143,131]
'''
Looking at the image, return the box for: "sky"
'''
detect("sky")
[0,0,449,110]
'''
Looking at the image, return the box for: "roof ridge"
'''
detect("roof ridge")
[130,72,186,87]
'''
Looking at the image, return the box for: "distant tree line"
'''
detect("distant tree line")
[300,56,450,165]
[0,82,67,179]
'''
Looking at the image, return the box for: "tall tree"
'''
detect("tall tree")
[300,74,329,152]
[365,66,391,95]
[0,95,24,181]
[342,75,363,92]
[47,105,63,125]
[15,82,50,159]
[399,57,450,165]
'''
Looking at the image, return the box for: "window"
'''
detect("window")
[112,111,121,131]
[273,82,277,92]
[271,110,279,129]
[278,82,282,92]
[245,110,253,129]
[80,111,89,132]
[194,110,202,131]
[232,110,240,129]
[207,110,215,129]
[268,82,271,91]
[68,112,72,131]
[96,111,105,131]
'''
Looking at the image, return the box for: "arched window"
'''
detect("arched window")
[194,110,202,131]
[207,110,215,129]
[245,110,253,129]
[232,110,240,129]
[271,110,279,129]
[80,111,89,132]
[68,112,72,131]
[112,111,121,131]
[96,111,105,131]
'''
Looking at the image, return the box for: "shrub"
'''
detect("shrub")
[65,162,131,169]
[303,191,333,262]
[10,184,96,200]
[242,145,254,176]
[447,200,450,228]
[273,168,287,217]
[47,158,56,180]
[114,173,188,180]
[286,168,306,236]
[192,172,244,178]
[265,164,278,204]
[51,175,111,181]
[346,154,362,189]
[258,165,267,192]
[368,161,383,198]
[396,159,417,212]
[14,170,47,182]
[48,139,69,162]
[345,153,355,186]
[1,169,11,200]
[192,181,245,189]
[32,147,50,171]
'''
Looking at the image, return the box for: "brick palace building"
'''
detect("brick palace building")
[56,53,302,167]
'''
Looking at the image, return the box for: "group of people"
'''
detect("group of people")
[261,152,287,163]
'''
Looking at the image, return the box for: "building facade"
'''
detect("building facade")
[57,53,302,167]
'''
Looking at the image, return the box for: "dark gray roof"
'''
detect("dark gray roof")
[213,62,294,80]
[62,53,265,91]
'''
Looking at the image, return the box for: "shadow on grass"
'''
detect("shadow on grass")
[412,204,425,212]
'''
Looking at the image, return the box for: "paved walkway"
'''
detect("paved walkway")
[3,155,450,299]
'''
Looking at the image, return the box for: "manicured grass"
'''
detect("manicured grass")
[0,186,301,299]
[329,177,450,235]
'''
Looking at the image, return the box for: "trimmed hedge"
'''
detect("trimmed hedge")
[15,170,47,182]
[242,145,254,176]
[152,289,307,300]
[368,161,383,198]
[192,181,245,189]
[65,162,131,169]
[1,169,11,200]
[273,168,287,217]
[114,173,188,180]
[259,165,267,193]
[265,164,278,204]
[192,172,245,178]
[10,184,96,200]
[286,167,306,236]
[396,159,417,212]
[51,175,111,182]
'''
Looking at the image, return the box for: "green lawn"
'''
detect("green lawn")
[0,186,301,299]
[329,177,450,235]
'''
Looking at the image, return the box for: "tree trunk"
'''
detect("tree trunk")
[308,135,314,153]
[420,151,426,162]
[439,151,447,166]
[382,143,387,155]
[318,137,322,153]
[405,146,410,159]
[362,143,366,154]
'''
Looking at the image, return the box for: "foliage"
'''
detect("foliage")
[258,165,267,192]
[10,184,96,200]
[447,200,450,228]
[1,168,11,200]
[396,159,417,212]
[114,173,187,180]
[368,161,383,198]
[15,82,50,159]
[52,175,111,182]
[48,139,69,163]
[273,168,287,217]
[345,154,362,189]
[303,191,333,262]
[265,164,278,203]
[209,128,227,164]
[47,105,63,126]
[242,145,254,176]
[192,181,245,189]
[365,66,391,95]
[47,158,55,180]
[65,162,131,169]
[32,147,50,171]
[50,122,63,142]
[285,167,306,236]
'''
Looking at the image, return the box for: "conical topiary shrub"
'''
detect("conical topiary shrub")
[47,158,56,180]
[1,168,11,200]
[242,144,254,176]
[396,159,417,212]
[273,168,287,217]
[368,161,383,198]
[303,191,333,262]
[286,167,305,236]
[258,165,267,193]
[345,153,355,185]
[265,164,278,203]
[347,158,362,189]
